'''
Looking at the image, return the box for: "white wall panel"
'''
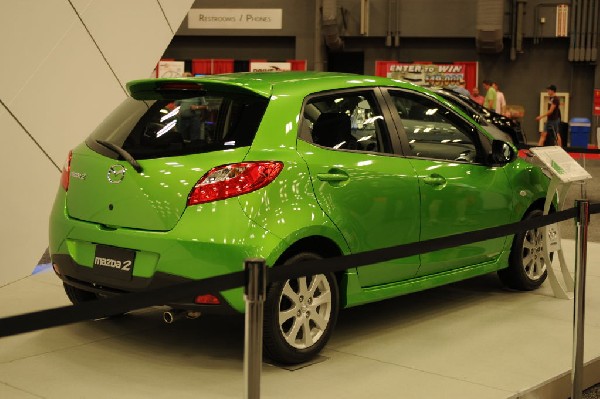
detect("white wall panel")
[69,0,94,11]
[9,21,126,166]
[0,0,75,103]
[0,0,193,286]
[159,0,196,33]
[75,0,181,83]
[0,108,59,285]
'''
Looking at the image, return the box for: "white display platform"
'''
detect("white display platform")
[1,240,600,398]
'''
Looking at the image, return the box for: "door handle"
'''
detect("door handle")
[423,174,446,186]
[317,171,349,182]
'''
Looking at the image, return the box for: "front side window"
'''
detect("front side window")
[389,90,482,163]
[299,91,392,154]
[87,93,268,160]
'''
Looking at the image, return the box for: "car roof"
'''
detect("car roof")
[127,71,430,99]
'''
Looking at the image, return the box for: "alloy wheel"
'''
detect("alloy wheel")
[278,274,333,350]
[521,227,547,281]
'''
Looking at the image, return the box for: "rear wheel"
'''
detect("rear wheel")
[63,283,98,304]
[499,209,548,290]
[63,283,127,318]
[263,252,339,365]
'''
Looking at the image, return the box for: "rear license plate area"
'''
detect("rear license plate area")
[93,245,135,281]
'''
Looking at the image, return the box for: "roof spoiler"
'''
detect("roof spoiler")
[126,78,270,100]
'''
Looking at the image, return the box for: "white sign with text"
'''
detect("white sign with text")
[250,62,291,72]
[529,146,592,183]
[157,61,185,78]
[188,9,282,30]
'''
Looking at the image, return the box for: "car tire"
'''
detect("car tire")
[263,252,339,365]
[63,283,98,304]
[499,209,548,290]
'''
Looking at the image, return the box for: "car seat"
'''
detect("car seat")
[312,113,357,150]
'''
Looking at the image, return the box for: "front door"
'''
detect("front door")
[386,89,513,276]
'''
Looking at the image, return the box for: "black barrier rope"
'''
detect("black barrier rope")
[562,147,600,154]
[0,271,245,338]
[1,203,599,338]
[268,206,582,282]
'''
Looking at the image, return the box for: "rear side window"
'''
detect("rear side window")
[298,91,393,154]
[87,93,268,160]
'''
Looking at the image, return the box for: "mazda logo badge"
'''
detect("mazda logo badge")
[107,165,126,184]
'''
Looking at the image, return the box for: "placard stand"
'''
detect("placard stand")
[541,177,574,299]
[528,146,592,299]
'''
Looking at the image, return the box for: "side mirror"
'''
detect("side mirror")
[490,140,515,165]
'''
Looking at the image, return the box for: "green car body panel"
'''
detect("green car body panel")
[49,72,549,317]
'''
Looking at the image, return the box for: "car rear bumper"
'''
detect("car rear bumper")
[52,253,239,314]
[49,190,285,313]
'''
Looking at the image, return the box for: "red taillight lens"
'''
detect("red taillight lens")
[60,151,73,191]
[194,294,221,305]
[159,82,204,90]
[187,161,283,205]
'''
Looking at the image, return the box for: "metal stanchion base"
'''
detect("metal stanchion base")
[265,355,329,371]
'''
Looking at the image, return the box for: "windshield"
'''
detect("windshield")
[86,93,268,160]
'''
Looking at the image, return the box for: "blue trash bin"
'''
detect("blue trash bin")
[569,118,591,148]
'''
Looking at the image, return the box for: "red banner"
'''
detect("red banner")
[375,61,478,93]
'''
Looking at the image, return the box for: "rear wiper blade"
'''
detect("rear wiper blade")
[95,140,143,173]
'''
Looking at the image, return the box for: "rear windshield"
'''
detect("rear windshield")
[86,93,268,160]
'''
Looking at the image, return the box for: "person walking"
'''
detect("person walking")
[535,84,562,146]
[453,79,471,97]
[470,87,485,105]
[493,82,506,116]
[482,80,496,111]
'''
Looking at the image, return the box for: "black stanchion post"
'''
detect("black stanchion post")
[572,199,589,399]
[243,258,267,399]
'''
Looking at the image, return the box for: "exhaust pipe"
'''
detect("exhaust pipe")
[163,309,185,324]
[163,309,201,324]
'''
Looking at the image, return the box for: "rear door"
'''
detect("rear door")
[297,89,421,286]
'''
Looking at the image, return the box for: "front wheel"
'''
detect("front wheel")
[499,209,548,290]
[263,252,339,365]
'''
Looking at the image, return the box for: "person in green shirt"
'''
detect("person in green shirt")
[482,80,497,111]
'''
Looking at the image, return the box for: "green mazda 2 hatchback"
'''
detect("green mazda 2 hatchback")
[49,72,550,365]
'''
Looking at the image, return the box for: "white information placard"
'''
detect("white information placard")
[157,61,185,78]
[250,62,291,72]
[188,9,282,30]
[529,146,592,182]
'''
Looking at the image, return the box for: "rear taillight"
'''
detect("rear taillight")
[159,82,204,90]
[60,151,73,191]
[187,161,283,205]
[194,294,220,305]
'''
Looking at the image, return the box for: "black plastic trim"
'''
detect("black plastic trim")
[51,254,238,315]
